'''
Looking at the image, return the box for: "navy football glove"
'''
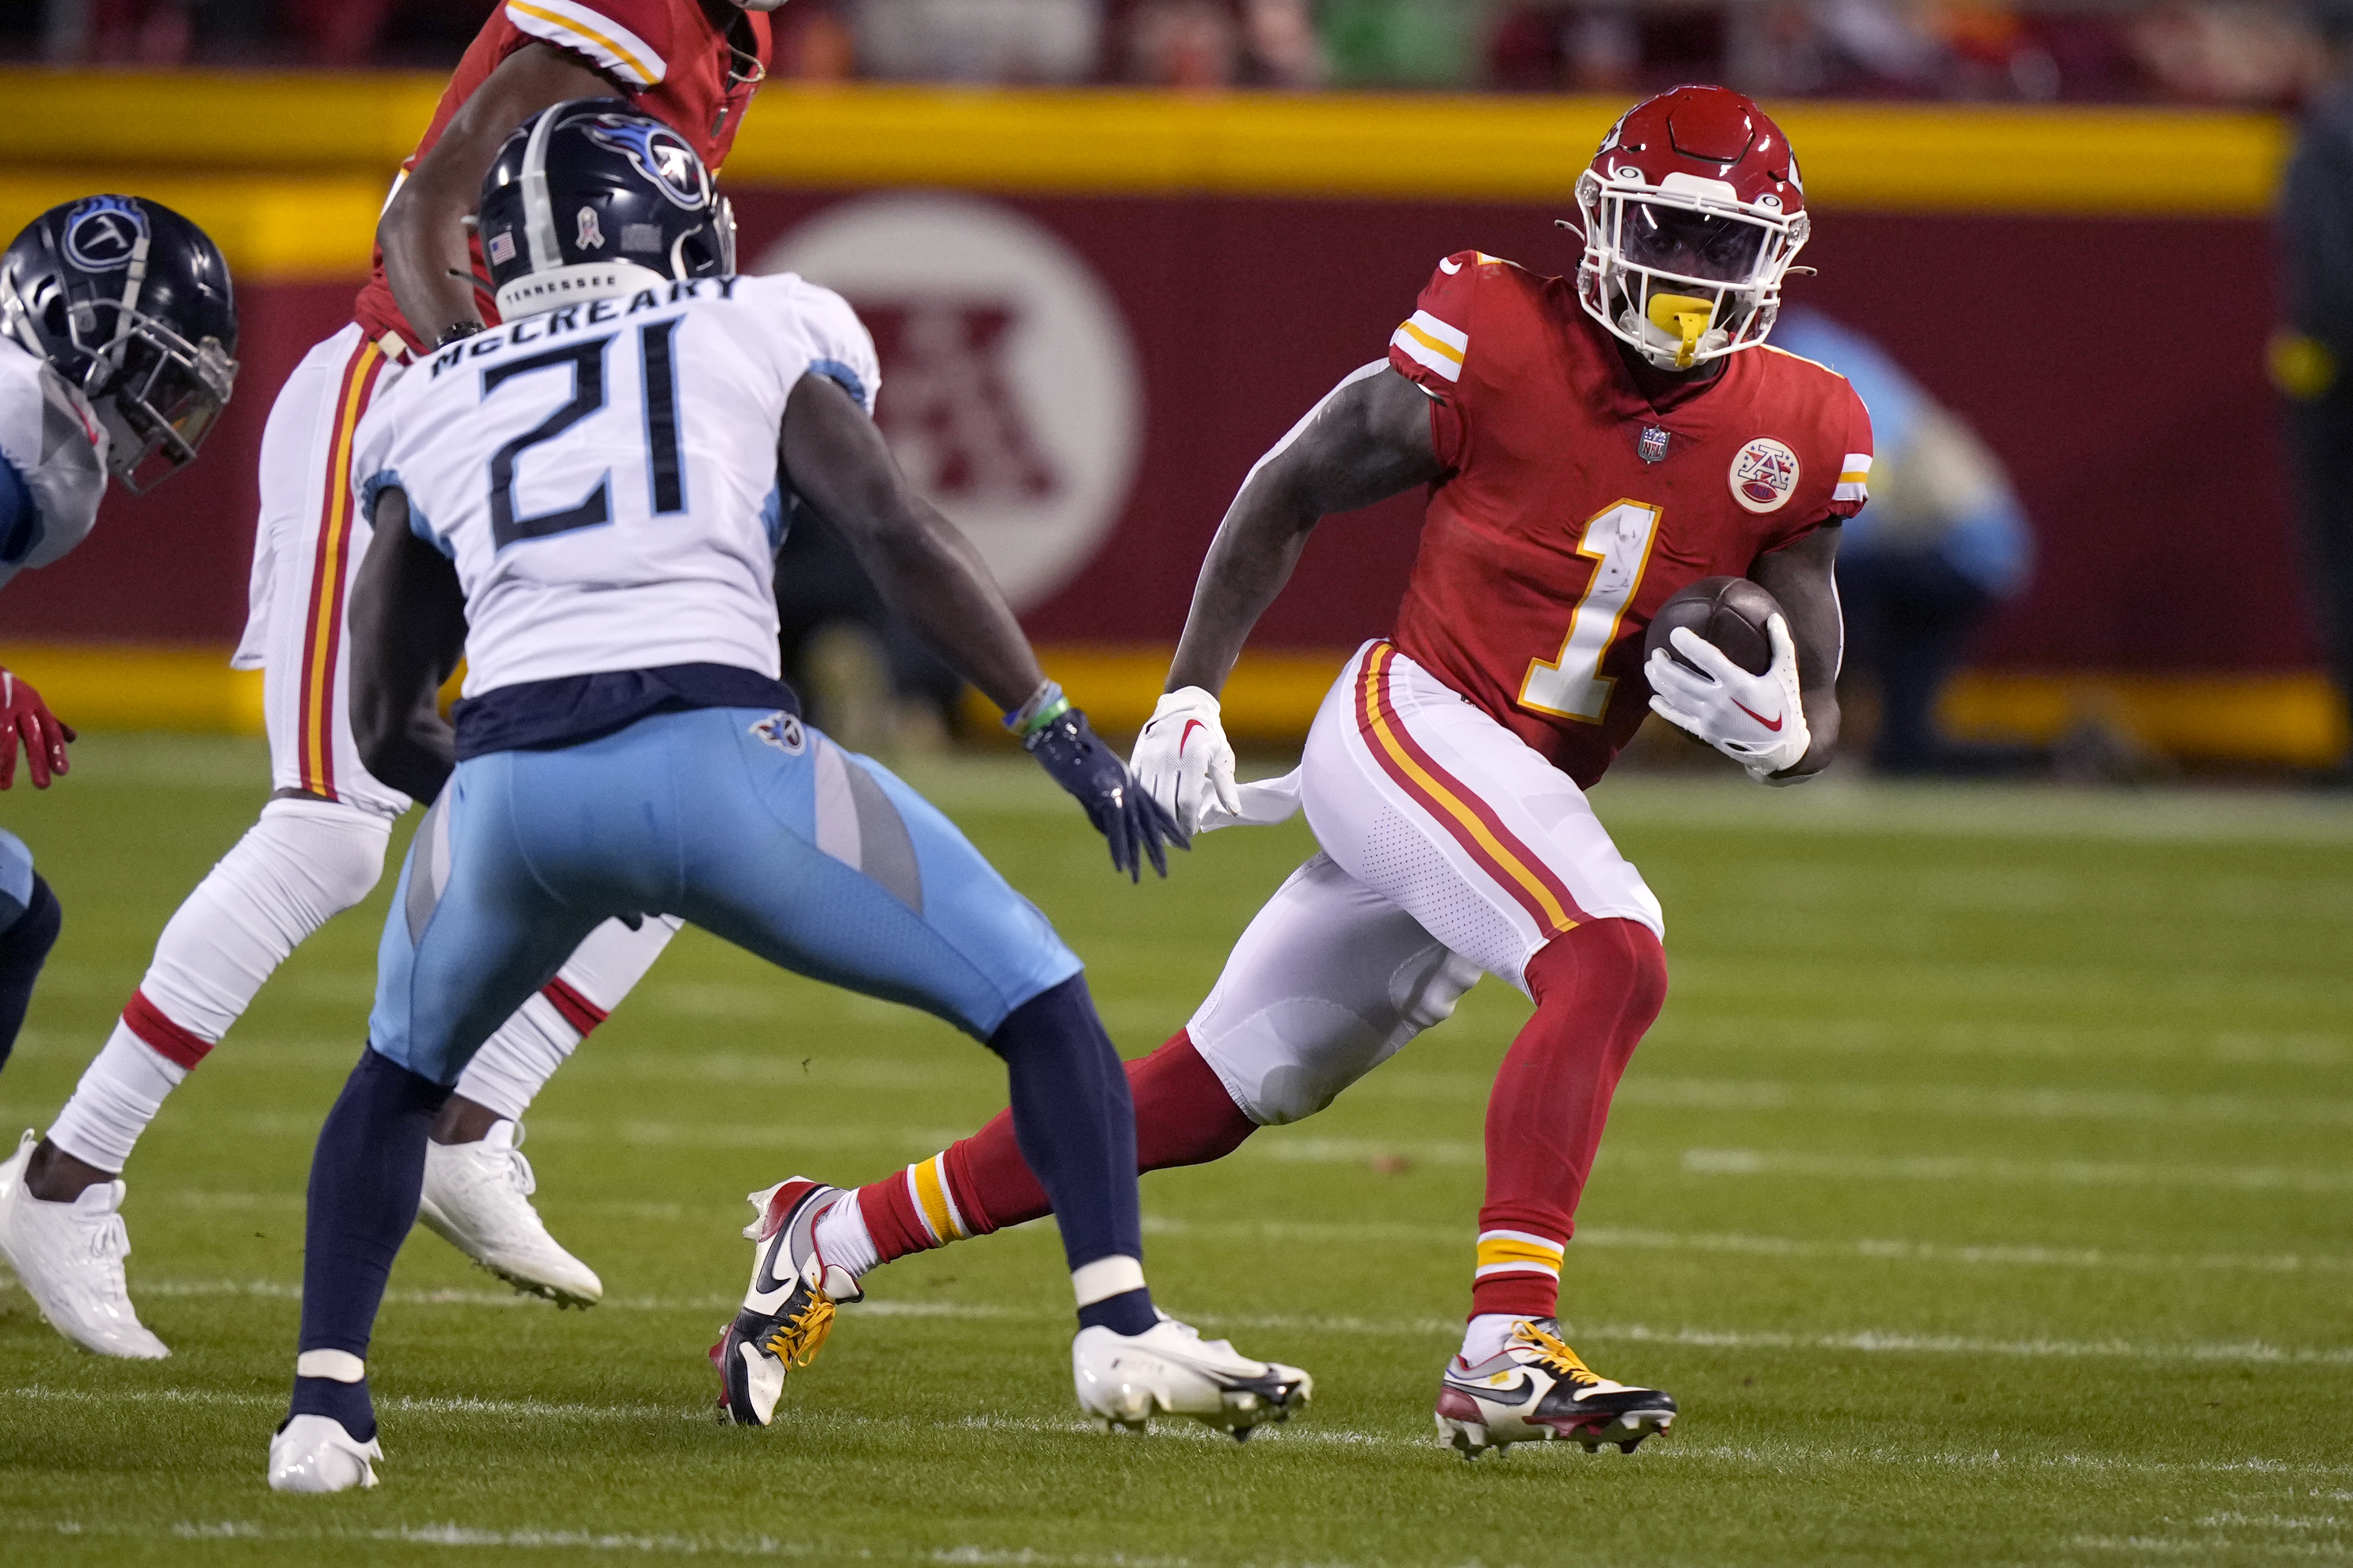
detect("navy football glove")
[1025,707,1184,881]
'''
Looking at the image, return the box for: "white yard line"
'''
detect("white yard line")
[1677,1147,2353,1194]
[1344,1072,2353,1130]
[8,1280,2346,1367]
[1140,1215,2353,1278]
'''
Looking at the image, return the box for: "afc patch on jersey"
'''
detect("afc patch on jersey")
[1729,436,1800,514]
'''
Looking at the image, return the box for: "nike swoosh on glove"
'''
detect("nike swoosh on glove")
[1129,686,1239,838]
[0,667,75,790]
[1645,613,1812,784]
[1026,707,1187,880]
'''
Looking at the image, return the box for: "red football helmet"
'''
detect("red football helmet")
[1572,85,1810,372]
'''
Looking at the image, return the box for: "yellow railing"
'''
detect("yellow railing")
[0,75,2290,284]
[3,643,2339,765]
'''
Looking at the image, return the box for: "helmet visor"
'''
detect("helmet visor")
[1617,199,1771,287]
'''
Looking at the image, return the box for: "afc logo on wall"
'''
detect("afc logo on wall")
[758,192,1144,611]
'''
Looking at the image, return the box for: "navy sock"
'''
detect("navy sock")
[0,876,60,1077]
[988,975,1151,1321]
[288,1375,378,1444]
[294,1047,449,1410]
[1077,1288,1157,1337]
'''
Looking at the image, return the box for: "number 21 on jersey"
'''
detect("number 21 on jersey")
[1518,500,1662,723]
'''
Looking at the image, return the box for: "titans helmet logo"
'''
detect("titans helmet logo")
[582,116,712,212]
[62,196,148,273]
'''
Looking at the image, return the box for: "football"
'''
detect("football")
[1642,575,1784,677]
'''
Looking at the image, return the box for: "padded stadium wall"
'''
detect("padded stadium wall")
[0,77,2334,763]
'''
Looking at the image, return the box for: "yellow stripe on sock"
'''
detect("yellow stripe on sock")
[910,1156,966,1243]
[1476,1234,1564,1273]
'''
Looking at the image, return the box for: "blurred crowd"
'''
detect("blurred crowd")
[2,0,2336,107]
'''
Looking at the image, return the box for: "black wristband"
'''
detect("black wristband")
[434,321,485,349]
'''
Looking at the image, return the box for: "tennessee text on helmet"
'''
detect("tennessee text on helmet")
[1570,85,1809,372]
[479,100,734,321]
[0,195,239,492]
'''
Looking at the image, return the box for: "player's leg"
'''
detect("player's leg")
[272,761,603,1491]
[815,851,1481,1279]
[417,913,683,1306]
[0,830,61,1080]
[0,829,65,1230]
[652,709,1307,1433]
[1,329,409,1358]
[1301,641,1677,1457]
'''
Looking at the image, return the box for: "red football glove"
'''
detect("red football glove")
[0,668,76,789]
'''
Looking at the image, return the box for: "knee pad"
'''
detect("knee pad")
[1191,854,1483,1126]
[1526,918,1668,1027]
[251,797,395,917]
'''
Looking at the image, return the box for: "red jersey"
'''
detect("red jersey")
[353,0,772,352]
[1384,252,1872,788]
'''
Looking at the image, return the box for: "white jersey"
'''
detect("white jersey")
[0,335,110,592]
[349,272,880,697]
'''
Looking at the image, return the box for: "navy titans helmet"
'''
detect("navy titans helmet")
[478,100,735,319]
[0,196,239,493]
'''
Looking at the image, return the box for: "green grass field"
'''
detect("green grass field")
[3,732,2350,1565]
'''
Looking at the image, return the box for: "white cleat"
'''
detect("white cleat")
[267,1414,383,1492]
[0,1130,169,1359]
[0,1127,26,1203]
[416,1121,601,1307]
[1073,1310,1312,1439]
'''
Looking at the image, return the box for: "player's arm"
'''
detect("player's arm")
[1168,364,1442,694]
[348,489,468,804]
[1747,521,1844,780]
[1127,363,1442,832]
[779,370,1180,878]
[379,42,618,348]
[1644,519,1845,785]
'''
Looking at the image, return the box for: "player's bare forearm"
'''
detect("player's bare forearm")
[350,491,468,803]
[1169,365,1444,694]
[779,372,1044,712]
[380,42,615,345]
[1751,522,1844,778]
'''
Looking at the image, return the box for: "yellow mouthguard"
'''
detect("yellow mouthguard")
[1647,292,1716,369]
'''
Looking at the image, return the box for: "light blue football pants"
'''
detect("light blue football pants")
[369,706,1082,1086]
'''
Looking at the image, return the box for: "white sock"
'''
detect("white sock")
[1461,1313,1522,1365]
[453,993,578,1122]
[813,1192,880,1277]
[47,799,390,1171]
[455,915,680,1120]
[44,1030,185,1173]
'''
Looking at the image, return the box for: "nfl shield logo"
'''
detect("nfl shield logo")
[1638,425,1671,464]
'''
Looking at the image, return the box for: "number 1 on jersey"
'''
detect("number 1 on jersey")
[1518,500,1663,723]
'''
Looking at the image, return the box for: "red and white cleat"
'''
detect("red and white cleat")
[1434,1318,1675,1459]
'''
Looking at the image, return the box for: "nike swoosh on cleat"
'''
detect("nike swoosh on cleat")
[1446,1374,1537,1402]
[751,1229,796,1299]
[1732,700,1783,732]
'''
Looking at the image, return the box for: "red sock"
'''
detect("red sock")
[1471,918,1668,1321]
[855,1029,1257,1266]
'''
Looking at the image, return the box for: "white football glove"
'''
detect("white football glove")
[1129,686,1240,837]
[1645,613,1813,784]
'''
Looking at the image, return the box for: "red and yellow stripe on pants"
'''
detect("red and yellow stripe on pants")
[1353,642,1587,939]
[294,337,392,800]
